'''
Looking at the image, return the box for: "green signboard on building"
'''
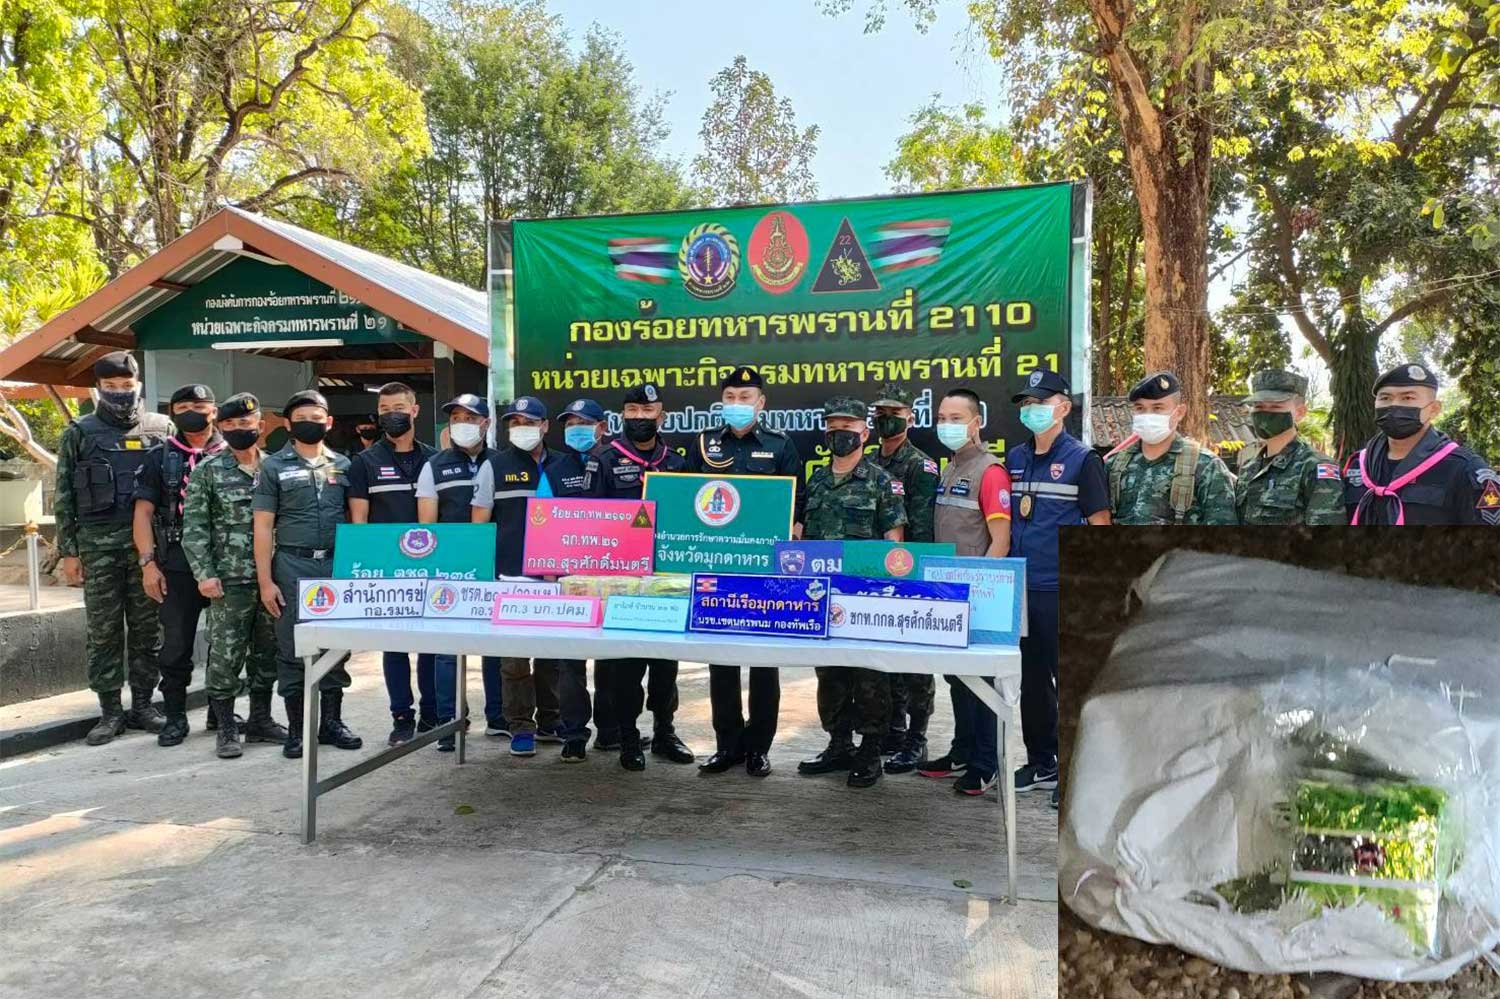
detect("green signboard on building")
[134,258,423,350]
[642,472,794,574]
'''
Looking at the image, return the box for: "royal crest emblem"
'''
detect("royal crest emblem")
[748,211,809,294]
[884,547,915,577]
[678,223,740,300]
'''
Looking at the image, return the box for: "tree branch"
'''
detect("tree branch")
[1263,181,1333,363]
[1372,287,1452,337]
[231,167,352,212]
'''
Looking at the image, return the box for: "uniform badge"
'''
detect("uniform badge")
[950,478,971,497]
[1158,376,1170,390]
[1018,494,1032,518]
[1316,463,1340,480]
[644,384,658,402]
[1050,462,1065,481]
[678,223,739,300]
[922,459,939,475]
[890,480,904,496]
[1028,371,1043,388]
[1477,470,1500,523]
[1408,364,1427,380]
[193,386,208,400]
[999,490,1012,514]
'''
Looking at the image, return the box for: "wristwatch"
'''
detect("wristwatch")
[138,551,156,568]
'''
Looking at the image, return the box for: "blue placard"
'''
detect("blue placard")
[829,574,971,602]
[917,556,1025,646]
[689,573,831,639]
[772,541,843,576]
[602,595,690,633]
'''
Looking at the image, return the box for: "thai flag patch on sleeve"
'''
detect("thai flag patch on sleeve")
[1316,463,1340,480]
[891,480,905,496]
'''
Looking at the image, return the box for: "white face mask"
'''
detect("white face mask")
[1131,413,1174,445]
[449,423,483,449]
[508,425,542,452]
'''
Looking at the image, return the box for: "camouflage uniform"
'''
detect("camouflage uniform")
[1236,437,1346,525]
[1108,435,1239,525]
[182,449,277,701]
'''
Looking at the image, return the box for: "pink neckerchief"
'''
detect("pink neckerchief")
[1351,440,1459,525]
[610,438,670,469]
[168,435,226,517]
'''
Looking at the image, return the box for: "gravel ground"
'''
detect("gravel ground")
[1056,528,1500,999]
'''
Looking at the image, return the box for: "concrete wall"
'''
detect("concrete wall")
[0,604,88,704]
[0,460,53,517]
[145,349,313,409]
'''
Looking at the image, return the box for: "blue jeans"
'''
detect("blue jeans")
[384,652,436,721]
[432,654,504,725]
[944,675,998,777]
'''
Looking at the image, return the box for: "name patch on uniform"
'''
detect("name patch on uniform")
[950,478,971,497]
[751,451,775,459]
[279,469,310,482]
[377,466,401,478]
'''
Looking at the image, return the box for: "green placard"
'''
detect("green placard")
[331,524,496,580]
[642,472,794,574]
[840,541,957,579]
[134,257,423,350]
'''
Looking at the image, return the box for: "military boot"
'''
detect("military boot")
[797,733,856,775]
[124,684,166,733]
[85,690,127,746]
[243,690,288,743]
[317,689,363,750]
[205,701,244,731]
[847,736,884,789]
[282,696,304,759]
[157,685,190,747]
[212,699,242,759]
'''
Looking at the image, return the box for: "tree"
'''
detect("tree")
[694,55,819,205]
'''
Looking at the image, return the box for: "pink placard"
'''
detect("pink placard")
[521,498,656,576]
[490,594,603,628]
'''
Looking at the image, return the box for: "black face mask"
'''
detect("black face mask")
[1375,404,1428,440]
[97,388,138,420]
[223,428,261,452]
[290,420,328,445]
[826,429,863,458]
[378,412,412,438]
[1250,410,1294,440]
[874,414,907,439]
[172,410,210,434]
[623,417,658,443]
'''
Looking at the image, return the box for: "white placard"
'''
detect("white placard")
[424,577,562,619]
[827,593,971,648]
[297,578,427,621]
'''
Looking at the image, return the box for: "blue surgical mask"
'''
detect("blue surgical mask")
[721,403,757,431]
[564,425,596,452]
[936,423,971,451]
[1019,404,1056,434]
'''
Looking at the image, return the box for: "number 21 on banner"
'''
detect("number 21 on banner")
[1015,353,1060,376]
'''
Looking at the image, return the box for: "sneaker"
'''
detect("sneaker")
[1014,762,1059,792]
[485,721,511,738]
[417,715,437,735]
[510,732,537,757]
[436,735,455,753]
[388,714,416,747]
[916,755,967,779]
[884,736,928,775]
[535,724,564,744]
[956,769,998,796]
[560,739,587,763]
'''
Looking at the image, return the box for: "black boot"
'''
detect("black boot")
[619,729,646,771]
[318,689,363,750]
[650,730,695,764]
[212,699,242,759]
[157,685,190,747]
[85,690,127,746]
[124,684,165,733]
[283,696,304,759]
[206,700,244,732]
[797,734,855,775]
[847,736,884,788]
[243,690,289,743]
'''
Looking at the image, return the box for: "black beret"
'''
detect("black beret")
[1373,362,1440,394]
[1011,368,1072,404]
[622,383,663,405]
[169,383,215,406]
[218,393,259,421]
[720,365,763,390]
[92,351,138,380]
[1128,371,1181,402]
[282,390,330,418]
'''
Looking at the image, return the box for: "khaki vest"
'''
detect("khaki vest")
[935,444,999,556]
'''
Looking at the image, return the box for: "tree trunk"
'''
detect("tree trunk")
[1116,228,1138,394]
[1328,311,1379,461]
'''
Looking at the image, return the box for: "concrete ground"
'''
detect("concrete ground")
[0,654,1056,999]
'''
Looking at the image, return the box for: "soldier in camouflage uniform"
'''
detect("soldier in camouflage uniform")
[182,393,289,759]
[796,396,908,789]
[868,383,941,771]
[54,351,173,745]
[1235,369,1346,525]
[1107,371,1238,525]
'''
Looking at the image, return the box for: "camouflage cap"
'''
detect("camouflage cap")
[871,383,912,408]
[1244,369,1308,403]
[823,396,869,421]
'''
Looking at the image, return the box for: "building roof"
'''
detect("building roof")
[0,207,489,386]
[1090,395,1258,450]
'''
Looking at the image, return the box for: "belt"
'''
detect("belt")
[279,545,332,560]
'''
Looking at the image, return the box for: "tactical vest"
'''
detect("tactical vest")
[428,446,495,523]
[485,446,588,576]
[1007,430,1092,590]
[72,411,171,524]
[155,436,226,550]
[354,438,436,523]
[934,444,1000,556]
[1108,437,1202,524]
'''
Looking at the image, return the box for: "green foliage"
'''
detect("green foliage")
[0,395,76,458]
[694,55,819,205]
[886,100,1024,191]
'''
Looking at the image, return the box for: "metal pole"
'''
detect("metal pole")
[302,655,322,845]
[456,654,468,765]
[23,522,40,610]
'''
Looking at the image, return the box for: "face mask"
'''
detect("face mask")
[98,389,138,419]
[223,428,261,452]
[449,423,483,449]
[936,423,971,452]
[1375,404,1428,440]
[1250,410,1295,440]
[1018,405,1056,435]
[825,429,863,458]
[379,412,412,438]
[721,403,757,431]
[290,420,327,445]
[508,425,542,452]
[624,418,658,443]
[172,410,210,434]
[564,425,597,452]
[357,427,379,442]
[1131,413,1173,445]
[874,414,907,439]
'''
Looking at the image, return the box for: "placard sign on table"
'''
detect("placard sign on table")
[827,593,971,648]
[297,579,428,621]
[643,472,794,574]
[602,596,691,633]
[841,541,956,579]
[918,556,1026,645]
[425,577,561,620]
[829,575,970,601]
[491,594,603,628]
[521,498,655,576]
[688,573,831,638]
[773,541,844,576]
[332,523,496,580]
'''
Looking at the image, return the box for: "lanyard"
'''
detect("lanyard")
[1352,441,1458,525]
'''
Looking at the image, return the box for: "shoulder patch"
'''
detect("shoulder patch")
[1315,463,1340,480]
[891,480,904,496]
[1476,469,1500,514]
[921,459,939,475]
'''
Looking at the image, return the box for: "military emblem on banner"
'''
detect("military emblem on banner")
[679,223,740,299]
[811,217,881,293]
[398,527,438,559]
[779,548,806,575]
[748,211,809,294]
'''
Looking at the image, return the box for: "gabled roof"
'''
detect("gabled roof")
[0,207,489,385]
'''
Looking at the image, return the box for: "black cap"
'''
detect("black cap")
[169,383,215,406]
[1011,369,1072,404]
[92,351,138,380]
[218,393,259,421]
[283,390,330,418]
[720,365,763,390]
[442,394,489,418]
[1374,362,1440,394]
[623,383,663,405]
[1128,371,1181,402]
